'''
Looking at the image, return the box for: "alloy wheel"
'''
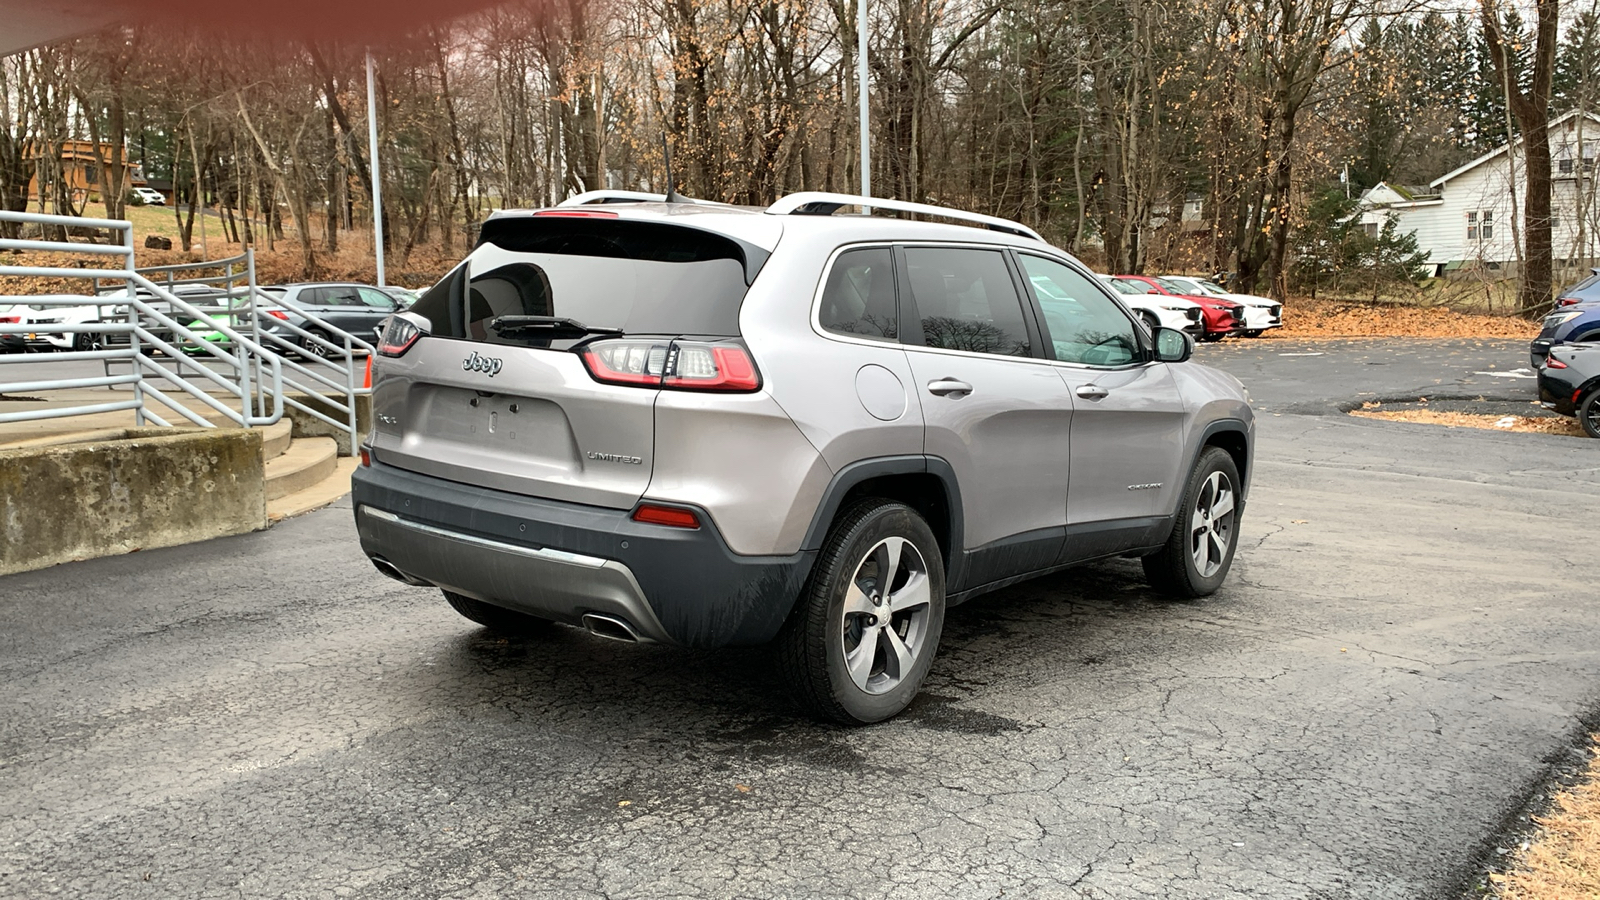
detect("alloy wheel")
[1188,471,1236,578]
[840,536,933,695]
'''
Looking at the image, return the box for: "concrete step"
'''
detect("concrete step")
[268,457,360,522]
[264,436,337,501]
[260,419,294,461]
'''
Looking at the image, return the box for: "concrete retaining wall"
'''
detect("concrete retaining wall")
[0,427,265,576]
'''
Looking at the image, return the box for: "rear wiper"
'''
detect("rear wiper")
[489,315,624,339]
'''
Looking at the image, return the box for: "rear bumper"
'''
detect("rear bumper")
[352,461,816,647]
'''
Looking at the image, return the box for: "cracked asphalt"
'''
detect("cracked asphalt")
[3,337,1597,899]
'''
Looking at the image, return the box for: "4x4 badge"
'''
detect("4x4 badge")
[463,351,503,377]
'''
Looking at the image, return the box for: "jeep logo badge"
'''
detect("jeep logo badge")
[463,351,503,377]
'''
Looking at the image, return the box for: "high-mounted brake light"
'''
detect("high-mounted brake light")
[631,504,701,529]
[378,314,425,357]
[580,339,761,392]
[533,209,620,219]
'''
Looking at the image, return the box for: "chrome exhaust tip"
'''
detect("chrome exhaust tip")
[370,556,432,587]
[582,612,642,643]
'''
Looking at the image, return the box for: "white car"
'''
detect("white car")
[132,187,166,206]
[1159,275,1282,337]
[1,297,110,351]
[1096,274,1205,337]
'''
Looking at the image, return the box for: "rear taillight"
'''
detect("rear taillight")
[267,309,289,320]
[1557,297,1580,307]
[580,339,761,392]
[0,315,18,323]
[631,504,701,528]
[1545,355,1568,369]
[378,314,425,357]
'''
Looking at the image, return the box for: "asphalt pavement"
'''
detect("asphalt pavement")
[2,337,1597,899]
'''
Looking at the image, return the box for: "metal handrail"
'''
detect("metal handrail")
[0,211,278,431]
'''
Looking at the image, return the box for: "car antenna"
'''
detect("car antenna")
[662,135,689,204]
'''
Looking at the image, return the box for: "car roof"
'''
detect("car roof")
[485,202,1060,256]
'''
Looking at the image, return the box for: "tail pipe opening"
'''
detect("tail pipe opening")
[370,556,433,587]
[582,612,643,643]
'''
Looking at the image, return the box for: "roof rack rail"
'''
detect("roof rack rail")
[764,192,1043,241]
[558,190,726,207]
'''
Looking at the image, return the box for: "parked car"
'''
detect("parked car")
[1111,274,1245,341]
[0,305,26,352]
[265,282,402,355]
[1554,269,1600,308]
[1528,300,1600,368]
[131,187,166,206]
[1097,274,1204,337]
[1537,342,1600,438]
[379,286,420,308]
[1157,275,1283,337]
[353,192,1255,725]
[0,297,109,351]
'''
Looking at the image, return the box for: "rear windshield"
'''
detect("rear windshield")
[411,217,753,345]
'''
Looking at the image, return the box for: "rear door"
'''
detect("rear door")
[369,216,758,511]
[1015,253,1187,532]
[897,244,1075,587]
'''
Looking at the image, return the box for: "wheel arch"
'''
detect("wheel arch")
[801,455,965,584]
[1172,419,1251,520]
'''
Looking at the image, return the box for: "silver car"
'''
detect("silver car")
[353,192,1254,724]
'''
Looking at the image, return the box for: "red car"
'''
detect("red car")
[1112,275,1244,341]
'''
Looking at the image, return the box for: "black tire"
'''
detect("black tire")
[1579,388,1600,439]
[778,499,946,725]
[442,590,551,636]
[72,331,96,352]
[1199,332,1225,343]
[1139,311,1161,334]
[304,327,332,358]
[1143,447,1243,598]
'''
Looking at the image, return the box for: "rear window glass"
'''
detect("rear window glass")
[411,218,752,344]
[819,247,897,341]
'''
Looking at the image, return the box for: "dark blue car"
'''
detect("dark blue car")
[1529,300,1600,368]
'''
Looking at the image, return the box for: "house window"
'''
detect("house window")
[1560,159,1575,174]
[1363,222,1378,238]
[1468,210,1493,242]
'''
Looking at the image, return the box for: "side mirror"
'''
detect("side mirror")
[1153,327,1193,363]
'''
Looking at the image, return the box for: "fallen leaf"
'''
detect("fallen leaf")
[735,784,751,793]
[618,800,631,807]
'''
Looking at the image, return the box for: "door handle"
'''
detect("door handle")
[927,378,974,397]
[1075,384,1109,400]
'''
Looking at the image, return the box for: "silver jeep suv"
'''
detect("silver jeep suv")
[352,191,1253,724]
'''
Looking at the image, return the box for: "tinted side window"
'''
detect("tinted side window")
[818,248,897,341]
[322,287,364,307]
[358,288,397,310]
[902,247,1031,357]
[1019,255,1140,367]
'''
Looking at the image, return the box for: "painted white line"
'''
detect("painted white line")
[1472,369,1536,379]
[1278,352,1325,357]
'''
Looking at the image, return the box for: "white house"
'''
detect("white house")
[1355,110,1600,276]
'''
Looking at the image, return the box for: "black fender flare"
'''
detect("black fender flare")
[1169,418,1253,522]
[799,455,967,587]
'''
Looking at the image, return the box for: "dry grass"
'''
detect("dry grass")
[1493,737,1600,900]
[1268,295,1541,340]
[1349,406,1586,437]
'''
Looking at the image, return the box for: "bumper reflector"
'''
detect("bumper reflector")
[631,504,700,529]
